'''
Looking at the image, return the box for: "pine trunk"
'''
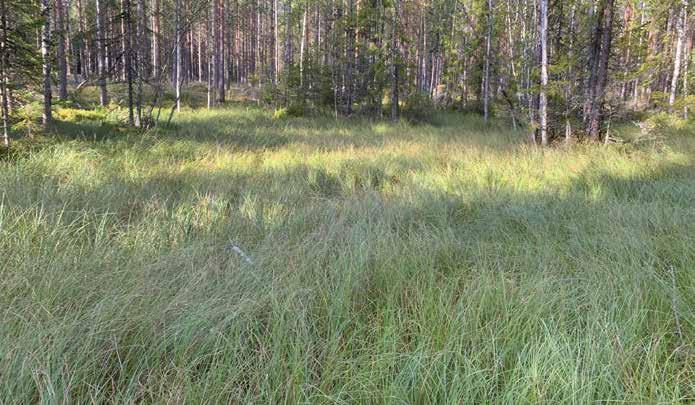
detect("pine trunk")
[587,0,615,141]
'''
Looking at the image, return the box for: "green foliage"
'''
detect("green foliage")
[272,103,305,119]
[11,101,43,137]
[260,84,282,106]
[641,112,694,137]
[55,107,108,123]
[401,92,437,123]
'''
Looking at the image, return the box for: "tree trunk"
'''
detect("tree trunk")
[76,0,89,79]
[539,0,548,146]
[483,0,493,124]
[135,0,144,127]
[96,0,109,106]
[587,0,615,141]
[218,0,226,103]
[284,0,293,103]
[41,0,52,127]
[120,0,127,81]
[152,0,160,79]
[65,0,79,85]
[198,25,203,82]
[391,0,400,121]
[273,0,279,85]
[565,4,576,144]
[55,0,68,99]
[175,0,182,112]
[583,0,605,125]
[124,0,135,126]
[346,0,355,114]
[684,14,690,119]
[1,0,9,147]
[210,0,218,107]
[633,1,645,107]
[669,0,687,109]
[300,9,307,89]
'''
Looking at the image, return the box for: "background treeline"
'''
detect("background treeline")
[0,0,692,147]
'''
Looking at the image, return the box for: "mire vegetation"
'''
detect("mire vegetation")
[1,105,694,402]
[1,0,694,400]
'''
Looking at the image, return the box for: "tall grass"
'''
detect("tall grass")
[1,106,694,403]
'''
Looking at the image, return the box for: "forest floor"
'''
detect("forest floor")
[1,103,694,402]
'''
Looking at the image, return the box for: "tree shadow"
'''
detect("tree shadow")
[161,107,523,154]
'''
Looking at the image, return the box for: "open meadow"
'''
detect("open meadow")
[1,106,694,402]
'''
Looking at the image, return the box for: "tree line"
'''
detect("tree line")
[0,0,692,148]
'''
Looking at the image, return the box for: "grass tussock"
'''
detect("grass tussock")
[1,106,694,403]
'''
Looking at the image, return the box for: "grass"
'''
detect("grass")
[1,104,694,403]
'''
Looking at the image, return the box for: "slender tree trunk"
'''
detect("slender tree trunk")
[152,0,160,78]
[198,25,203,82]
[620,5,632,103]
[96,0,109,106]
[584,0,605,125]
[120,0,127,81]
[55,0,68,99]
[65,0,79,85]
[565,4,576,144]
[300,9,307,88]
[1,0,9,147]
[483,0,493,124]
[539,0,548,146]
[210,0,218,107]
[188,10,194,82]
[218,0,226,103]
[41,0,52,127]
[175,0,182,112]
[684,18,690,119]
[346,0,355,113]
[124,0,135,125]
[633,1,645,107]
[135,0,144,127]
[391,0,400,121]
[669,0,687,109]
[207,8,213,109]
[587,0,615,141]
[76,0,89,79]
[284,0,293,101]
[273,0,279,85]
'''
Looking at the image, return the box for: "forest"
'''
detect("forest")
[0,0,694,402]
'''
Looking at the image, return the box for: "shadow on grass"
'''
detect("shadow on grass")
[159,106,523,153]
[51,120,136,142]
[3,140,694,402]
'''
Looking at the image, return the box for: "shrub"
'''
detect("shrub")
[273,103,305,119]
[400,92,441,124]
[640,112,693,136]
[12,101,43,137]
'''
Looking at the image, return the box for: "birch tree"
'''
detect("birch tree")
[539,0,549,146]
